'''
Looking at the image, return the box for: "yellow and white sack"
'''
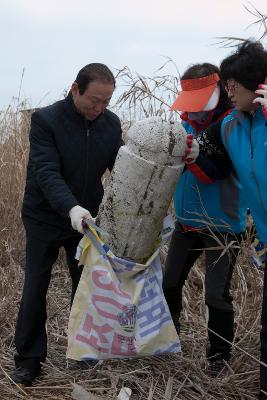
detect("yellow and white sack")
[67,222,180,361]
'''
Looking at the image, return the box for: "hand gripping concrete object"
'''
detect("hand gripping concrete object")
[97,116,188,263]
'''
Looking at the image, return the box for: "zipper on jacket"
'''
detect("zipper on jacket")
[180,171,188,220]
[82,126,90,203]
[249,116,267,216]
[249,120,254,160]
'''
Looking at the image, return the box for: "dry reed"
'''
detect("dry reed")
[0,70,265,400]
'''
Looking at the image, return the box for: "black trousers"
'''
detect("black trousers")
[14,222,83,371]
[163,223,242,361]
[260,261,267,394]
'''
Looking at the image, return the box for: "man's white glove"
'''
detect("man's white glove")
[182,134,199,164]
[69,205,95,233]
[254,84,267,118]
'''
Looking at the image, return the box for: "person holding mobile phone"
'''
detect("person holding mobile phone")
[185,40,267,399]
[254,81,267,117]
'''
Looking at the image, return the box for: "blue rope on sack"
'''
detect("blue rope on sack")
[81,219,110,257]
[82,219,122,271]
[82,218,109,238]
[82,216,175,266]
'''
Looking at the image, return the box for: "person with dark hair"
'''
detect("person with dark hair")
[12,63,123,386]
[184,40,267,399]
[163,62,247,377]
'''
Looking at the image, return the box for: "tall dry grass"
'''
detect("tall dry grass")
[215,3,266,47]
[0,69,265,400]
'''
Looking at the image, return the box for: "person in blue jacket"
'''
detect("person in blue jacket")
[163,63,247,377]
[186,40,267,400]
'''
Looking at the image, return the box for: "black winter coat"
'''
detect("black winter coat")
[22,93,122,232]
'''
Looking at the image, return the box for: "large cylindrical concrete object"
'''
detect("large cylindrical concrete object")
[97,116,187,263]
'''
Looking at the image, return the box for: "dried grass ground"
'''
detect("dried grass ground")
[0,244,264,399]
[0,101,264,399]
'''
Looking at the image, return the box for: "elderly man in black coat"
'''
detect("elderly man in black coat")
[12,63,122,386]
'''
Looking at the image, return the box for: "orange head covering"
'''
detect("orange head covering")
[171,73,220,112]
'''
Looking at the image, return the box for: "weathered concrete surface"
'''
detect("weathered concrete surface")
[98,116,187,263]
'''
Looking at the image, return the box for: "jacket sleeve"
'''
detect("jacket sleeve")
[108,137,124,171]
[187,120,233,183]
[29,112,79,216]
[108,120,124,171]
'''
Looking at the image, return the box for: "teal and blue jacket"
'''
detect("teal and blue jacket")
[221,108,267,242]
[195,106,267,242]
[174,115,247,233]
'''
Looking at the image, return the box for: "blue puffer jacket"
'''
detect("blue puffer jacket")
[220,107,267,242]
[174,120,247,233]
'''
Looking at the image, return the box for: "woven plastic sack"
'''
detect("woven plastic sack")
[67,222,180,361]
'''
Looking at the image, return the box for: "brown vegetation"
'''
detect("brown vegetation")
[0,74,265,400]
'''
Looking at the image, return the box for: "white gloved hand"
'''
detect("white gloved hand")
[69,205,95,233]
[253,84,267,118]
[182,134,199,164]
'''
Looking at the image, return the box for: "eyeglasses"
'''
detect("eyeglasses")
[225,80,241,93]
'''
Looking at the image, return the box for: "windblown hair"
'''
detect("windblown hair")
[181,63,220,80]
[75,63,115,94]
[220,40,267,91]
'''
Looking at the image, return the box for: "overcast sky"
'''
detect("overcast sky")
[1,0,266,109]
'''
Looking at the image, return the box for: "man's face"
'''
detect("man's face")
[226,79,258,112]
[71,80,114,120]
